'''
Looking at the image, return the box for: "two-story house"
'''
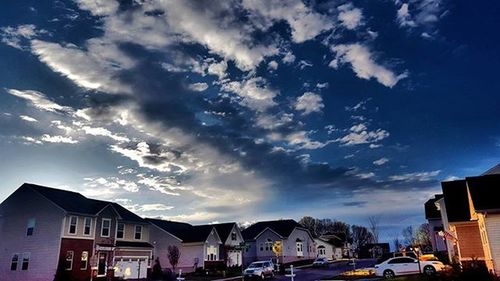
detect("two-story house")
[212,222,245,267]
[424,194,447,253]
[147,218,222,273]
[0,183,152,281]
[241,219,315,265]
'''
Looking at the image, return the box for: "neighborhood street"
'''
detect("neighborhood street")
[274,259,377,281]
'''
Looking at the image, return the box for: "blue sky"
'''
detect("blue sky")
[0,0,499,241]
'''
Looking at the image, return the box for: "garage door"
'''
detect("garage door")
[114,257,148,279]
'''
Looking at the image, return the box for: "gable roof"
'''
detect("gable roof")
[241,219,302,240]
[441,180,471,223]
[212,222,237,242]
[425,194,444,220]
[482,163,500,175]
[24,183,145,223]
[147,218,217,243]
[466,174,500,212]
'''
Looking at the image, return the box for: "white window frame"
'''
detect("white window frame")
[26,218,36,236]
[296,242,304,257]
[21,252,30,271]
[68,216,78,235]
[83,217,92,236]
[265,239,273,251]
[80,251,88,270]
[10,253,19,271]
[116,223,125,239]
[206,245,218,261]
[65,251,74,270]
[101,218,111,237]
[134,225,142,240]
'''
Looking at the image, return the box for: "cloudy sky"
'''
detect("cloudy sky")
[0,0,499,240]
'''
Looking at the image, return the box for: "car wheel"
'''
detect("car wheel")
[383,270,395,279]
[424,265,436,276]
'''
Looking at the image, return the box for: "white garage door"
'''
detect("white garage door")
[227,250,242,266]
[114,257,148,279]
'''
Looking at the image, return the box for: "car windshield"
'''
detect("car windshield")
[248,262,264,268]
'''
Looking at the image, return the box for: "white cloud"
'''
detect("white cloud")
[316,82,329,89]
[389,170,441,182]
[20,136,42,144]
[188,82,209,92]
[207,60,228,79]
[338,3,363,30]
[136,174,188,196]
[19,115,38,122]
[83,176,139,195]
[336,123,389,146]
[395,0,445,33]
[268,60,278,70]
[330,44,407,88]
[5,88,71,113]
[357,172,375,179]
[0,24,46,50]
[221,77,278,111]
[373,157,389,166]
[397,3,416,27]
[243,0,334,43]
[41,134,78,144]
[255,113,293,130]
[81,126,130,142]
[294,92,324,115]
[282,51,296,64]
[75,0,119,16]
[284,131,331,150]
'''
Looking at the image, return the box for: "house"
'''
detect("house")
[358,243,390,259]
[440,180,485,266]
[212,223,245,267]
[314,238,340,260]
[0,183,153,281]
[466,173,500,275]
[319,232,351,258]
[424,194,447,253]
[241,219,316,265]
[147,218,223,273]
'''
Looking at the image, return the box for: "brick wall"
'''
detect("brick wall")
[58,238,94,281]
[455,222,485,259]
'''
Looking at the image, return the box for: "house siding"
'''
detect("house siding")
[484,214,500,275]
[453,222,484,260]
[254,229,281,263]
[282,228,315,263]
[58,238,94,281]
[315,239,334,260]
[0,186,65,281]
[221,225,244,267]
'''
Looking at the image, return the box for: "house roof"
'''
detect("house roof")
[482,163,500,175]
[211,222,237,242]
[147,218,216,243]
[424,194,444,220]
[25,183,145,223]
[466,174,500,212]
[241,219,302,240]
[441,180,471,223]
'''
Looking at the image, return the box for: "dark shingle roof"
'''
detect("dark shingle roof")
[147,218,216,243]
[482,164,500,175]
[241,219,302,240]
[25,183,146,223]
[425,194,444,220]
[212,222,237,242]
[466,174,500,212]
[441,180,471,223]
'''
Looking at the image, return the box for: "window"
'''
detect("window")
[80,251,88,270]
[296,240,303,257]
[318,246,326,255]
[101,219,111,237]
[134,225,142,240]
[26,218,36,236]
[83,218,92,236]
[231,232,237,241]
[116,223,125,239]
[265,239,273,251]
[388,257,415,264]
[259,243,264,251]
[206,245,218,261]
[21,252,30,270]
[69,216,78,234]
[10,254,19,271]
[65,251,74,270]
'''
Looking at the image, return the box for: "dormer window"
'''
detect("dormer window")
[231,232,237,241]
[68,216,78,235]
[101,219,111,237]
[26,218,35,236]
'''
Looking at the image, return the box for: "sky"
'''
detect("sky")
[0,0,499,242]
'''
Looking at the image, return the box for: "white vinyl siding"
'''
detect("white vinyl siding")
[26,218,35,236]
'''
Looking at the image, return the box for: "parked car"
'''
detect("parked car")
[312,257,329,267]
[243,261,275,280]
[375,256,445,279]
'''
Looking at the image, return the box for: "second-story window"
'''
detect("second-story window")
[10,254,19,271]
[83,218,92,236]
[21,252,30,270]
[231,232,237,241]
[26,218,36,236]
[117,223,125,239]
[134,225,142,240]
[101,219,111,237]
[69,216,78,235]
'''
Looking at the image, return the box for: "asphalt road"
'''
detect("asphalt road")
[272,259,377,281]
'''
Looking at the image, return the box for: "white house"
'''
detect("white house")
[212,223,245,267]
[314,238,341,260]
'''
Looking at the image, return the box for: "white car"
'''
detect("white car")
[375,257,445,279]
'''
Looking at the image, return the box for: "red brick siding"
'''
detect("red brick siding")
[59,238,94,281]
[455,223,485,259]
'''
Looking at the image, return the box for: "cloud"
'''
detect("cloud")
[19,115,38,122]
[395,0,446,37]
[268,60,278,70]
[5,88,71,113]
[282,51,296,64]
[188,82,209,92]
[41,134,78,144]
[221,77,278,111]
[336,123,389,146]
[373,157,389,166]
[242,0,334,43]
[397,3,416,27]
[0,24,47,50]
[330,44,407,88]
[81,126,130,142]
[356,172,375,179]
[338,3,363,30]
[389,170,441,182]
[294,92,324,115]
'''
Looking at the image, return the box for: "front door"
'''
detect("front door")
[98,252,107,276]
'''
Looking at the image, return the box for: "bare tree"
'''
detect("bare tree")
[416,223,432,248]
[368,216,380,244]
[167,245,180,272]
[299,216,318,236]
[402,226,416,247]
[393,235,402,252]
[351,225,374,255]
